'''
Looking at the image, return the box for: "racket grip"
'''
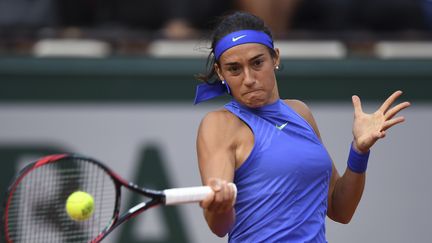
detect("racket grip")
[164,183,237,205]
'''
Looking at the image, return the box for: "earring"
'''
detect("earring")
[222,80,231,94]
[275,65,280,70]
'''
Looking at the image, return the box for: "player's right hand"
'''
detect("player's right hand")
[200,178,236,214]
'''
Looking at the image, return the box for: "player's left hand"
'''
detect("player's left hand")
[351,90,410,153]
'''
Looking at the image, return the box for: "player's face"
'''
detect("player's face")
[216,43,280,108]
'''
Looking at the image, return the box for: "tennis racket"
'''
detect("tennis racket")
[2,154,237,243]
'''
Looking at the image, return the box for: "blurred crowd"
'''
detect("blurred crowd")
[0,0,431,38]
[0,0,431,57]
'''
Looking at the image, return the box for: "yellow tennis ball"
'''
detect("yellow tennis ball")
[65,191,94,221]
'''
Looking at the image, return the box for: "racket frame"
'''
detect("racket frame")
[2,154,168,243]
[2,154,226,243]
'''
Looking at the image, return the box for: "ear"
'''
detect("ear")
[273,48,281,67]
[214,63,225,81]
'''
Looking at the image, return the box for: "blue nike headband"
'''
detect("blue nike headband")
[194,30,274,104]
[214,30,274,60]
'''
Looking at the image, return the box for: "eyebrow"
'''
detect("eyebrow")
[223,53,265,66]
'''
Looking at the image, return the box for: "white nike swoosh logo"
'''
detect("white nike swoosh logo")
[276,122,288,130]
[232,35,247,42]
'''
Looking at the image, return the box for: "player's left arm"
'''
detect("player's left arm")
[327,91,410,223]
[286,91,410,223]
[287,99,365,223]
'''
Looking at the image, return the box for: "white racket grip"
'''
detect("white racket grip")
[164,183,237,206]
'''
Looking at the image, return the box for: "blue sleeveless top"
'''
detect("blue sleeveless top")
[225,99,332,243]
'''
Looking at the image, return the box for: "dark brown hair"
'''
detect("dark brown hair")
[196,11,275,83]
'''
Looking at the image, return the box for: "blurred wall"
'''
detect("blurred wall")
[0,57,431,243]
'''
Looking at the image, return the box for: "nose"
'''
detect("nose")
[243,67,256,87]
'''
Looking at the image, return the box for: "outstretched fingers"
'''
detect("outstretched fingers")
[378,90,403,113]
[384,101,411,120]
[381,92,410,131]
[381,116,406,132]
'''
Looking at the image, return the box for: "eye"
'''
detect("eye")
[227,65,241,75]
[252,59,264,68]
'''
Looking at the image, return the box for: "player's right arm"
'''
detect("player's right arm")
[197,110,238,237]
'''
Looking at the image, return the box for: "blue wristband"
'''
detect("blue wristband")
[347,143,370,173]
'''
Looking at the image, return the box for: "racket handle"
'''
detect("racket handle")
[164,183,237,205]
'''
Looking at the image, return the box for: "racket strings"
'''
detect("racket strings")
[6,158,117,243]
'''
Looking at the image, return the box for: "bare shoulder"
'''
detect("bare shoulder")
[199,109,242,132]
[198,108,244,145]
[284,99,313,120]
[283,99,322,138]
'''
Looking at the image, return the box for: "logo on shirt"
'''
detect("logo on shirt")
[232,35,247,42]
[275,122,288,130]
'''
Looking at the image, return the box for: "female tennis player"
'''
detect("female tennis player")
[194,11,410,242]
